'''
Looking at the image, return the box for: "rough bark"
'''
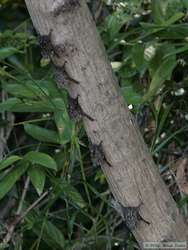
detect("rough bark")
[25,0,188,248]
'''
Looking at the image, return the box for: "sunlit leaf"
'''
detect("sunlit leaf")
[0,47,20,60]
[132,43,146,73]
[0,162,28,200]
[143,44,177,101]
[24,124,60,144]
[0,155,22,171]
[151,0,167,24]
[25,151,57,170]
[164,12,184,26]
[52,178,86,208]
[143,57,176,101]
[54,112,73,144]
[28,167,46,195]
[0,98,65,112]
[43,221,65,248]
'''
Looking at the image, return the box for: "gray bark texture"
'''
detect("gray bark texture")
[25,0,188,248]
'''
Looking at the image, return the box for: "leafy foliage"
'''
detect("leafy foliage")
[0,0,188,249]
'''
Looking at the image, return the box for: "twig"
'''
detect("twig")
[3,188,51,244]
[16,176,30,215]
[19,189,51,222]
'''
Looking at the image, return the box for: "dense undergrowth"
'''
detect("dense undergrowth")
[0,0,188,249]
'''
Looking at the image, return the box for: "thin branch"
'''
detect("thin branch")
[3,188,51,244]
[16,176,30,215]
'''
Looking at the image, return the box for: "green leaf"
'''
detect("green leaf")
[121,85,142,105]
[148,44,171,76]
[0,98,65,113]
[7,55,27,71]
[2,83,38,99]
[143,44,177,101]
[156,104,172,138]
[106,12,130,40]
[25,151,57,171]
[121,79,143,105]
[0,162,28,200]
[0,47,20,60]
[0,98,21,112]
[24,124,60,144]
[153,127,186,154]
[132,43,146,73]
[163,12,184,26]
[43,221,65,248]
[182,0,188,8]
[53,178,86,208]
[54,112,65,138]
[151,0,167,24]
[0,155,22,171]
[0,98,53,112]
[143,57,177,101]
[54,112,73,144]
[25,212,65,249]
[28,167,46,195]
[155,24,188,40]
[164,44,188,58]
[2,80,62,99]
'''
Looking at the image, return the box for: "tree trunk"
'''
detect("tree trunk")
[25,0,188,248]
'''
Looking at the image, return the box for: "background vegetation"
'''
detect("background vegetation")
[0,0,188,249]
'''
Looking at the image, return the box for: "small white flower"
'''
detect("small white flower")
[142,10,152,15]
[55,149,61,153]
[160,132,166,139]
[111,61,122,70]
[178,59,186,66]
[120,40,126,45]
[134,14,141,18]
[42,113,51,118]
[174,88,185,96]
[185,114,188,120]
[114,242,119,246]
[144,45,156,61]
[106,0,112,5]
[144,128,149,132]
[128,104,133,110]
[118,2,127,8]
[170,120,174,124]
